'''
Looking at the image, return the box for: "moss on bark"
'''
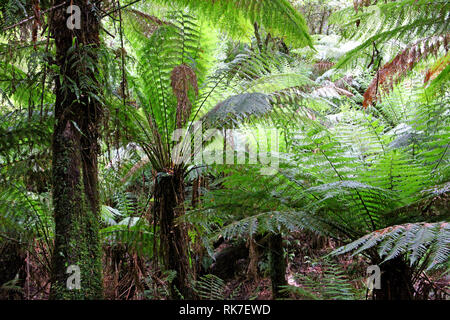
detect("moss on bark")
[49,0,103,299]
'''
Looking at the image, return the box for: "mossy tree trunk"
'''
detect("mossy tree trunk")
[268,233,288,299]
[49,0,103,299]
[154,170,193,299]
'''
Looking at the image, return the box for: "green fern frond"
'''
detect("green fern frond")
[282,257,359,300]
[333,0,450,70]
[332,221,450,271]
[0,183,52,245]
[194,274,226,300]
[150,0,312,47]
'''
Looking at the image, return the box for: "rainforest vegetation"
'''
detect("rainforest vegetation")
[0,0,448,301]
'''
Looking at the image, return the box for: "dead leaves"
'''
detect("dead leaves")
[363,34,450,108]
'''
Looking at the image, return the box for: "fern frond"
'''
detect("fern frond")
[333,0,450,70]
[202,92,272,128]
[101,217,154,257]
[282,257,359,300]
[151,0,312,47]
[332,221,450,270]
[363,34,450,108]
[0,183,52,245]
[194,274,226,300]
[0,109,52,166]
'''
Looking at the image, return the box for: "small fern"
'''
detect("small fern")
[194,274,226,300]
[281,258,361,300]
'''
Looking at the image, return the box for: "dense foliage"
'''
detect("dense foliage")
[0,0,448,300]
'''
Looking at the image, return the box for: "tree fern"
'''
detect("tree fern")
[332,0,450,69]
[149,0,313,47]
[332,221,450,271]
[331,0,450,109]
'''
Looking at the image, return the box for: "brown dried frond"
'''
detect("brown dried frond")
[311,80,354,99]
[128,9,167,37]
[121,157,150,183]
[424,51,450,84]
[313,60,335,74]
[171,64,199,128]
[363,34,450,108]
[353,0,374,12]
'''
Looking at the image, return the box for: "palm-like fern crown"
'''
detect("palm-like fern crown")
[124,12,206,170]
[124,4,316,172]
[190,72,449,269]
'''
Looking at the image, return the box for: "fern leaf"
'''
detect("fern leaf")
[151,0,313,47]
[363,34,450,108]
[332,222,450,270]
[194,274,226,300]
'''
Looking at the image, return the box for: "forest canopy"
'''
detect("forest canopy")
[0,0,448,302]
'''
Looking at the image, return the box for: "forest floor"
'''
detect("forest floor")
[4,231,448,300]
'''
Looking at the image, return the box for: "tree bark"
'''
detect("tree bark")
[0,241,26,299]
[49,0,103,299]
[268,233,288,299]
[247,236,259,280]
[373,257,415,300]
[154,170,193,299]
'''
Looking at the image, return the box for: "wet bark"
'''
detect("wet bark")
[247,236,259,280]
[268,233,288,299]
[0,241,26,299]
[373,257,415,300]
[154,171,193,299]
[209,242,248,280]
[49,0,103,299]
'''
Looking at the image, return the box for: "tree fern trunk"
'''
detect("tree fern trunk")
[154,170,193,299]
[373,257,414,300]
[247,236,259,280]
[268,233,288,299]
[0,241,26,299]
[49,0,103,299]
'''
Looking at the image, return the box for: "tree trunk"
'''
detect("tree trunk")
[268,233,288,299]
[318,9,327,34]
[154,170,193,299]
[49,0,103,299]
[247,236,259,280]
[373,257,415,300]
[0,241,26,299]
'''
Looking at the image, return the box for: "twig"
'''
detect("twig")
[101,0,144,19]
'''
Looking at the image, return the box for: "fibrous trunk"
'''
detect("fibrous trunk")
[373,257,414,300]
[49,0,103,299]
[154,170,192,299]
[0,241,26,299]
[268,233,288,299]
